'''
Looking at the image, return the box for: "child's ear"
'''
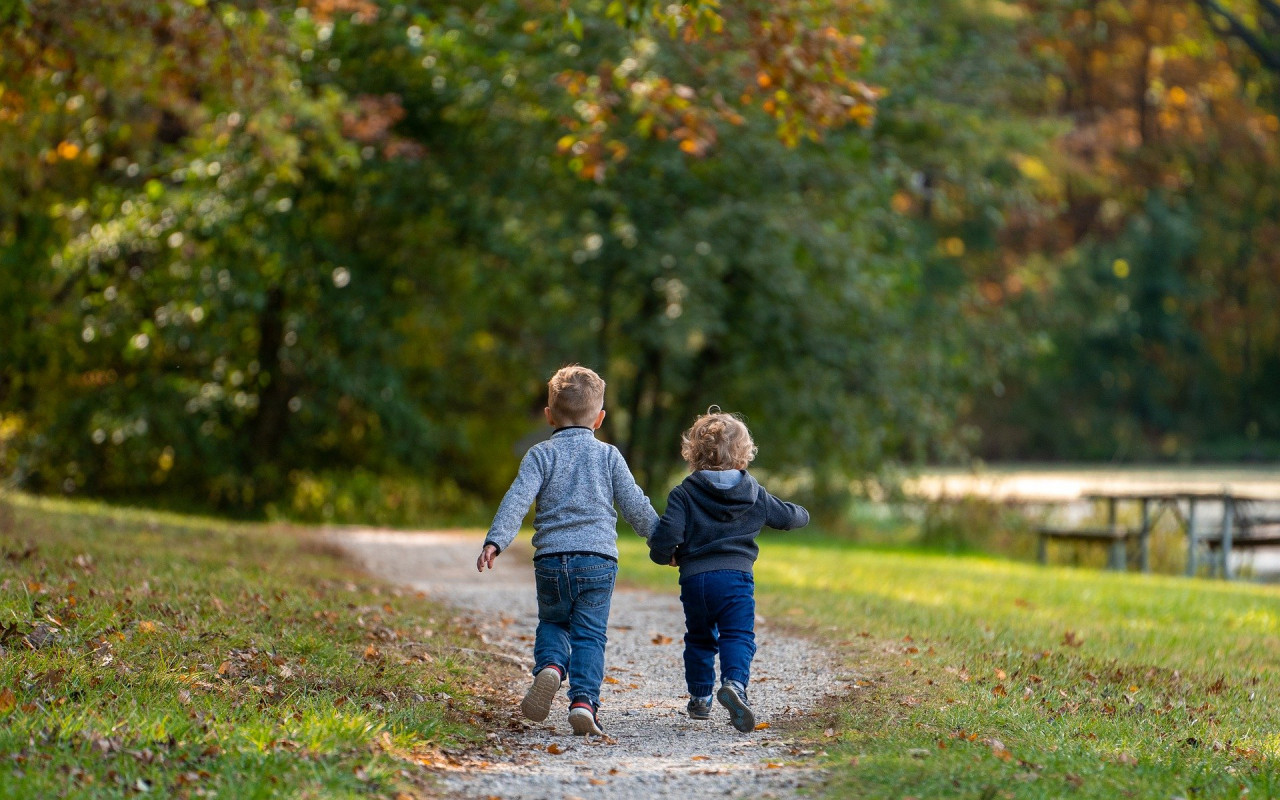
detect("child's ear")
[544,407,556,427]
[591,409,606,430]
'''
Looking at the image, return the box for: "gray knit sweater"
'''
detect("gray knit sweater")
[484,427,658,559]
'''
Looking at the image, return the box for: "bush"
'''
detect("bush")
[274,469,484,528]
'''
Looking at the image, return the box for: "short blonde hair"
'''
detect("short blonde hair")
[681,409,756,471]
[547,365,606,427]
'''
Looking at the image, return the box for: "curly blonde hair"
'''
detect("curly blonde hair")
[680,409,757,471]
[547,364,606,427]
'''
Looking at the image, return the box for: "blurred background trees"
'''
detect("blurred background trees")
[2,0,1277,524]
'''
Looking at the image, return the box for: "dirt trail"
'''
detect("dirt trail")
[335,529,839,800]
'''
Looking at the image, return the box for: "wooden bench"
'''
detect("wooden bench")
[1199,523,1280,550]
[1035,526,1140,570]
[1187,502,1280,578]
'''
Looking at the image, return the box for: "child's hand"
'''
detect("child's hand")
[668,556,677,567]
[476,544,499,572]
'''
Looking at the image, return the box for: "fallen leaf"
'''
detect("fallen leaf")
[1062,630,1083,648]
[1114,752,1138,765]
[137,621,158,634]
[651,634,673,645]
[992,685,1007,698]
[363,644,380,661]
[753,722,770,730]
[23,623,59,650]
[177,689,191,705]
[691,755,710,761]
[995,669,1007,680]
[985,738,1013,761]
[603,676,620,684]
[547,743,564,755]
[0,688,15,713]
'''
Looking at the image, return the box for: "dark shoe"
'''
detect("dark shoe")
[520,666,562,722]
[686,696,713,720]
[568,699,604,736]
[716,680,756,733]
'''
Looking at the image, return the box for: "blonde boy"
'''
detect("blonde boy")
[478,365,658,735]
[648,410,809,732]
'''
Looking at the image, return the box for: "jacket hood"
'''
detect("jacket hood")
[684,471,760,522]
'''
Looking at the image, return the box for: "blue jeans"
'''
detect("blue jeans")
[679,569,757,697]
[532,553,617,708]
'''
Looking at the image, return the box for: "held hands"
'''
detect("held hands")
[476,544,499,572]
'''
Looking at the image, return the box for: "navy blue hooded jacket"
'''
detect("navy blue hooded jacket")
[648,470,809,580]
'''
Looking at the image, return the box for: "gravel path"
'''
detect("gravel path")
[334,529,839,800]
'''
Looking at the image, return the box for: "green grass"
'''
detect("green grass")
[0,494,495,799]
[617,533,1280,799]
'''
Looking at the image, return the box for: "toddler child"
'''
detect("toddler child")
[477,365,658,735]
[648,410,809,732]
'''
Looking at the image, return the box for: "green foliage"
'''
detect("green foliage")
[2,0,1051,517]
[969,0,1280,462]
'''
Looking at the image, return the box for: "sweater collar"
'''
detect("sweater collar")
[552,426,594,437]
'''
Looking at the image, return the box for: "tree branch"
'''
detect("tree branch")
[1195,0,1280,74]
[1259,0,1280,27]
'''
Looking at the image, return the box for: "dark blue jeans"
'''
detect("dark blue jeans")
[679,569,757,697]
[532,553,617,708]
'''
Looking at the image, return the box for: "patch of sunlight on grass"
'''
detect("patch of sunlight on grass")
[288,710,387,753]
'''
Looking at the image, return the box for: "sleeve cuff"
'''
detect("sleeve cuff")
[483,540,502,554]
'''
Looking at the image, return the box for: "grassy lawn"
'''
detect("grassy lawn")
[617,533,1280,799]
[0,495,496,799]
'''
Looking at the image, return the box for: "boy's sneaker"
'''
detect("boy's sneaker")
[686,695,713,720]
[520,666,562,722]
[568,699,604,736]
[716,680,756,733]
